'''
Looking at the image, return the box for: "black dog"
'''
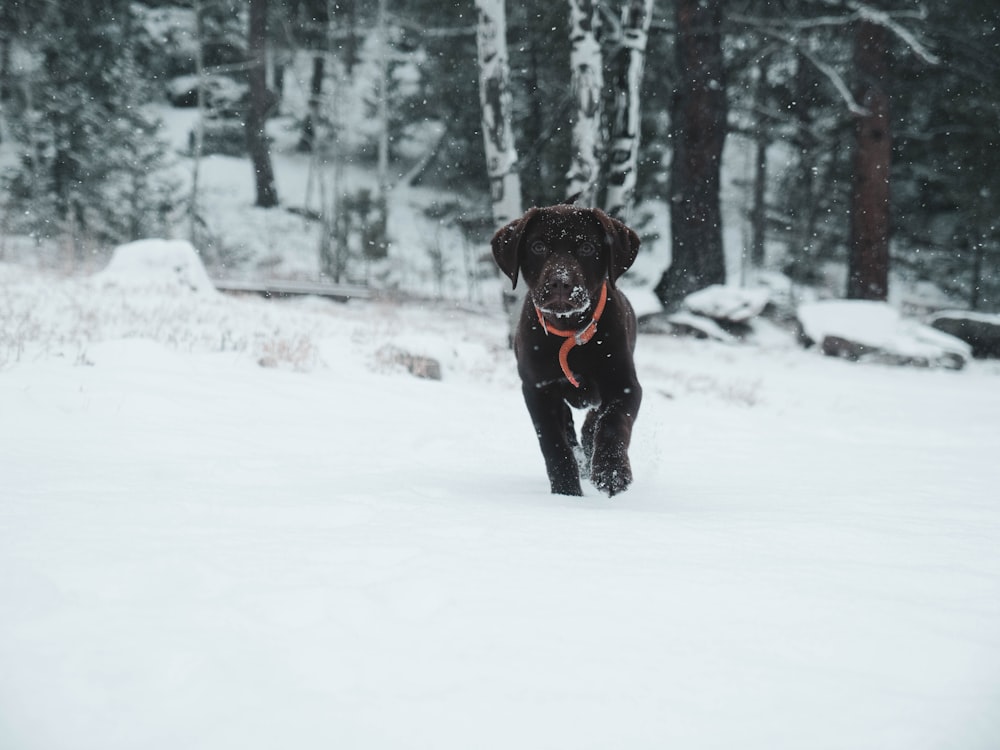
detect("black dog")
[492,203,642,496]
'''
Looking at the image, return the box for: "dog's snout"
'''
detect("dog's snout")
[539,262,587,307]
[544,269,574,293]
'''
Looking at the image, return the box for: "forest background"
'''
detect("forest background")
[0,0,997,314]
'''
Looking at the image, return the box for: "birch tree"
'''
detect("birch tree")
[565,0,603,206]
[603,0,652,220]
[474,0,522,228]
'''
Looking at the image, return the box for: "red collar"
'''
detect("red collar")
[533,281,608,388]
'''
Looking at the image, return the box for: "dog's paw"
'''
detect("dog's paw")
[550,474,584,496]
[591,450,632,496]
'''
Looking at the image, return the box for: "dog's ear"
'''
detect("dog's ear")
[491,208,537,289]
[594,210,640,288]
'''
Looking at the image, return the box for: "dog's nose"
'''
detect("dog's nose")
[544,272,573,294]
[539,266,589,312]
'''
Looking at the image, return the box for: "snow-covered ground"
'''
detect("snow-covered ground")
[2,246,1000,749]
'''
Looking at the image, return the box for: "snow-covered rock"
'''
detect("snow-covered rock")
[639,284,773,341]
[928,310,1000,359]
[375,345,443,380]
[797,300,971,370]
[95,239,216,294]
[683,284,770,323]
[662,311,738,343]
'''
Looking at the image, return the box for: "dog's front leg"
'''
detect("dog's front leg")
[589,385,642,496]
[522,385,582,496]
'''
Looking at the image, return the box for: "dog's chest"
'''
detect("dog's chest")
[517,327,604,407]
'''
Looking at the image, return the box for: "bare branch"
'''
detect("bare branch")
[848,1,940,65]
[799,44,869,117]
[729,11,861,31]
[733,19,869,116]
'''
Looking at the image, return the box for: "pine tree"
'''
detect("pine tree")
[847,16,891,301]
[891,0,1000,311]
[3,0,178,255]
[508,2,574,208]
[654,0,728,309]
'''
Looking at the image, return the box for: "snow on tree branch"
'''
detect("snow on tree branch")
[799,44,869,117]
[847,1,940,65]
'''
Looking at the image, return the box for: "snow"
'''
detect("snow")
[95,239,217,294]
[684,283,770,322]
[664,310,738,342]
[2,257,1000,750]
[798,299,972,362]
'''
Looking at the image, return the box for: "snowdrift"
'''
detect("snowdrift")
[95,238,216,294]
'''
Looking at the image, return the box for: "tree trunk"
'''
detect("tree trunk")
[297,55,325,152]
[188,0,206,241]
[246,0,279,208]
[847,19,890,301]
[750,134,767,268]
[293,0,333,152]
[375,0,390,199]
[790,53,819,268]
[474,0,522,228]
[654,0,727,309]
[603,0,652,220]
[969,235,983,311]
[749,64,767,269]
[566,0,603,206]
[0,29,11,112]
[521,43,545,207]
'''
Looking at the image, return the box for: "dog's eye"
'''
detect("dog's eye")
[530,240,547,255]
[578,241,596,257]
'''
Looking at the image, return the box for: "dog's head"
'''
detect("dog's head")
[491,205,640,318]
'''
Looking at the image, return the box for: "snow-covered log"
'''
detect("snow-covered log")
[928,310,1000,359]
[566,0,604,206]
[474,0,522,228]
[798,300,970,369]
[603,0,653,220]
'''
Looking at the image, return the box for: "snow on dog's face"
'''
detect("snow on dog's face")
[491,204,639,322]
[520,208,604,319]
